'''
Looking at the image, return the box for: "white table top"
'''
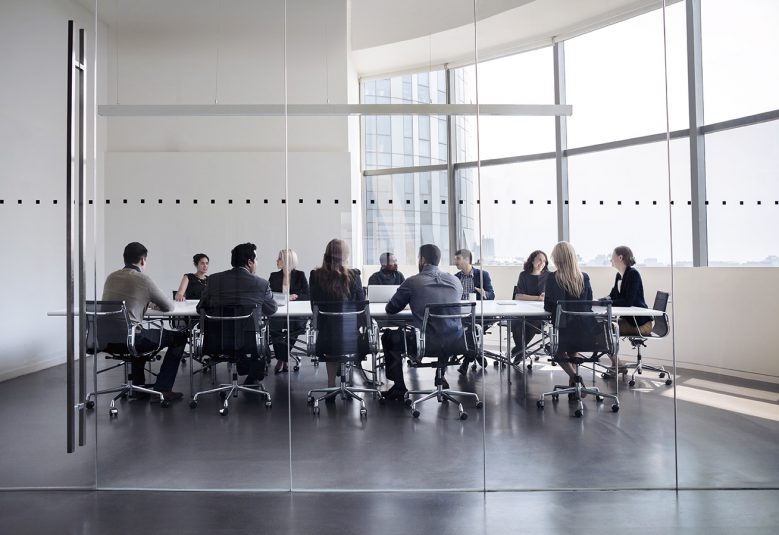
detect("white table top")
[49,299,663,320]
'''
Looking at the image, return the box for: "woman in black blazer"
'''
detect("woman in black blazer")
[268,249,309,373]
[607,245,652,371]
[309,239,365,387]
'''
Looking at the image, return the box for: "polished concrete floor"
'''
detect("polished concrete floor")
[1,340,777,500]
[1,489,778,534]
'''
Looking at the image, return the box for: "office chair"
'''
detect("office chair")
[189,305,272,415]
[269,320,307,372]
[404,302,483,420]
[537,300,620,417]
[84,300,168,416]
[306,300,381,417]
[615,291,673,387]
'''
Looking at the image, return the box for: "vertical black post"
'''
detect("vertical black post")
[66,20,75,454]
[78,27,87,447]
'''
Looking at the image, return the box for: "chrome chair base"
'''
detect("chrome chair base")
[405,370,483,420]
[537,375,619,418]
[190,364,271,415]
[307,363,380,417]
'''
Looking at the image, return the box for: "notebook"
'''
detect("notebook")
[367,285,400,303]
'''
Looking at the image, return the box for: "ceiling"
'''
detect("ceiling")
[75,0,671,76]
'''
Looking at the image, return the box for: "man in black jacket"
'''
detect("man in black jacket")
[197,243,278,383]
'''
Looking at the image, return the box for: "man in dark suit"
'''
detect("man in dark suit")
[197,242,278,384]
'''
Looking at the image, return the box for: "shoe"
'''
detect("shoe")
[274,361,283,374]
[129,390,150,400]
[150,391,183,403]
[457,364,468,375]
[382,385,408,401]
[280,363,288,373]
[441,378,450,390]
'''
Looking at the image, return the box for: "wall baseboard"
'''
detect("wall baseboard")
[0,356,65,384]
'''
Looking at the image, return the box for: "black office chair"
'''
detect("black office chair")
[84,300,168,416]
[537,300,620,417]
[306,300,381,417]
[189,305,272,415]
[507,285,552,370]
[404,302,483,420]
[619,291,673,387]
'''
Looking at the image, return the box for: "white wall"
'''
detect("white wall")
[0,0,107,381]
[488,265,779,383]
[101,0,357,284]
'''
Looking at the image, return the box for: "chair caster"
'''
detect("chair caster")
[536,400,544,409]
[574,409,583,418]
[307,396,314,404]
[611,404,620,413]
[313,406,320,415]
[378,396,386,405]
[404,398,412,407]
[459,412,468,421]
[475,401,483,409]
[551,394,559,402]
[471,364,477,371]
[360,408,367,417]
[628,379,636,387]
[493,361,498,368]
[412,409,420,418]
[527,363,533,370]
[219,407,228,416]
[85,400,95,409]
[160,400,170,408]
[293,365,300,372]
[189,400,198,409]
[265,401,272,408]
[659,372,666,378]
[109,407,118,417]
[596,395,604,403]
[665,379,672,386]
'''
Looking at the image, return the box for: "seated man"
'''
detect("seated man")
[381,244,463,400]
[196,242,278,384]
[102,242,187,401]
[453,249,494,301]
[454,248,495,374]
[368,252,405,286]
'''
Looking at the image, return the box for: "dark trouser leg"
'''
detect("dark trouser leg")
[129,361,147,385]
[382,329,414,389]
[136,329,187,392]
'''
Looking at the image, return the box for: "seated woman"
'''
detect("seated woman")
[174,253,209,301]
[309,239,365,388]
[268,249,309,373]
[544,241,593,389]
[510,250,549,359]
[607,245,652,371]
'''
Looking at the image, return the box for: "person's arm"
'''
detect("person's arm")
[175,274,189,301]
[293,270,310,301]
[352,272,365,301]
[583,274,593,302]
[479,270,495,300]
[260,281,278,317]
[543,275,557,314]
[147,276,174,312]
[617,270,643,307]
[385,281,411,314]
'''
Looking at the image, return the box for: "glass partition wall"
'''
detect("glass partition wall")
[3,0,776,498]
[93,0,291,490]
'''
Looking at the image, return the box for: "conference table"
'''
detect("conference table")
[52,299,663,388]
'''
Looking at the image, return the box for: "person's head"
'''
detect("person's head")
[193,253,209,275]
[322,239,350,270]
[550,241,584,297]
[523,250,548,274]
[231,242,257,273]
[313,239,353,299]
[453,249,472,271]
[611,245,636,271]
[123,242,148,270]
[379,252,398,272]
[276,249,298,271]
[418,244,441,272]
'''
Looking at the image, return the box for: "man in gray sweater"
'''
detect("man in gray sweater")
[102,242,187,401]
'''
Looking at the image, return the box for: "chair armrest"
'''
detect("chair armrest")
[305,320,316,356]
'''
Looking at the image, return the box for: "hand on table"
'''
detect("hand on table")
[175,292,185,302]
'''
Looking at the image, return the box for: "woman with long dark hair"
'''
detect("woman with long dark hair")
[511,250,549,359]
[174,253,209,301]
[309,239,365,387]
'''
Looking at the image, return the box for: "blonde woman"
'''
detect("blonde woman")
[543,241,593,387]
[268,249,309,373]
